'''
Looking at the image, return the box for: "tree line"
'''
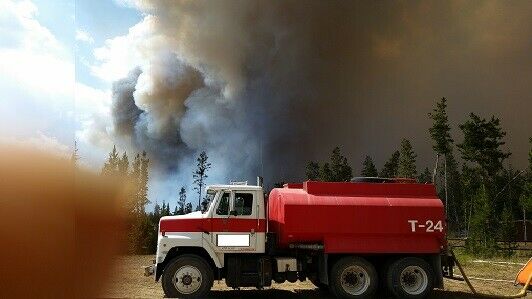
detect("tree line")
[93,146,212,254]
[306,139,423,182]
[305,98,531,256]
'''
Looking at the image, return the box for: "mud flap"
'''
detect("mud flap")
[430,254,444,289]
[318,253,329,285]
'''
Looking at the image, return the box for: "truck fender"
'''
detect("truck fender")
[157,232,203,263]
[201,233,223,268]
[157,232,223,268]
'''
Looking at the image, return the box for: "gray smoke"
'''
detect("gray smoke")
[107,1,532,190]
[111,68,142,137]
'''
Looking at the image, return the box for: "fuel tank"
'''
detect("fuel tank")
[267,181,446,254]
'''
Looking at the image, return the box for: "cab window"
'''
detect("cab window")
[216,192,230,215]
[202,190,217,213]
[233,193,253,216]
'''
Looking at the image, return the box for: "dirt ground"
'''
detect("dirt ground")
[101,255,530,298]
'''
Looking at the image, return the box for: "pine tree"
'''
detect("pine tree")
[175,187,187,215]
[103,148,151,254]
[418,167,432,183]
[466,184,497,255]
[520,137,532,212]
[429,97,453,156]
[128,151,150,215]
[361,155,378,177]
[118,152,129,177]
[160,201,171,217]
[329,147,352,181]
[193,151,211,211]
[458,113,511,180]
[201,196,210,213]
[457,113,511,249]
[153,201,161,221]
[320,162,333,182]
[306,161,320,180]
[305,147,352,182]
[184,202,193,214]
[398,139,417,178]
[518,137,532,241]
[273,182,286,188]
[445,154,465,233]
[529,137,532,173]
[380,151,400,178]
[129,153,141,214]
[102,145,120,176]
[461,164,482,234]
[144,212,158,254]
[123,151,151,254]
[498,205,517,256]
[70,141,79,166]
[428,97,455,220]
[138,151,150,213]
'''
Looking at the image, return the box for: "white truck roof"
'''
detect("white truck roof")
[207,184,263,191]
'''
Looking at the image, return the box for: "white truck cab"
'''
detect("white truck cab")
[147,183,269,297]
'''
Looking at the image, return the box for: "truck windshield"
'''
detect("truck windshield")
[202,190,217,213]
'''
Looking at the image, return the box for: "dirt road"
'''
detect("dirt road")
[101,255,529,298]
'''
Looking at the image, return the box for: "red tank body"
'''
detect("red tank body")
[267,181,446,254]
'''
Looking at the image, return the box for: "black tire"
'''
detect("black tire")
[376,259,394,298]
[386,257,434,299]
[162,254,214,298]
[329,257,378,299]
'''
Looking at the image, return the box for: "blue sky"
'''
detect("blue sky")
[0,0,185,207]
[75,0,141,88]
[0,0,142,159]
[31,0,74,46]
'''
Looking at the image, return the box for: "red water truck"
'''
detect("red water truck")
[145,178,452,298]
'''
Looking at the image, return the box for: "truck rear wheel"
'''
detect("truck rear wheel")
[162,254,214,298]
[386,257,433,299]
[329,257,378,299]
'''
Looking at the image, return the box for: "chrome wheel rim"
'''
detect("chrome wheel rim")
[400,265,428,295]
[173,265,202,294]
[340,265,370,295]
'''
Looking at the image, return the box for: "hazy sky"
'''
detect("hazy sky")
[2,0,531,204]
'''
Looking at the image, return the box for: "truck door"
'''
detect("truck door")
[211,190,259,253]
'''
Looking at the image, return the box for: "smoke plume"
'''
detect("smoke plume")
[106,1,532,189]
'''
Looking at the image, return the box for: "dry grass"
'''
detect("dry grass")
[101,254,530,298]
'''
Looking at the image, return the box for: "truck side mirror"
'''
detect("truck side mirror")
[229,210,238,216]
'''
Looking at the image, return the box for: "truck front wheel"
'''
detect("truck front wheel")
[162,254,214,298]
[386,257,433,299]
[329,257,378,299]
